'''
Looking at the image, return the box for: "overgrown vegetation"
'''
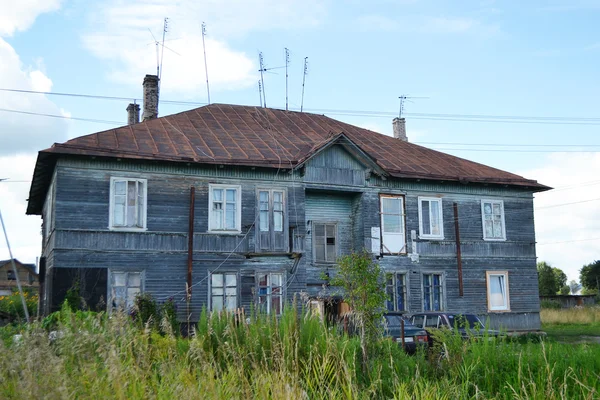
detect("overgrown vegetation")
[1,305,599,399]
[541,307,600,343]
[0,289,38,321]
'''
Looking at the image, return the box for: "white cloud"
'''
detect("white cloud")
[0,0,62,37]
[82,0,327,96]
[358,14,498,35]
[0,154,41,264]
[0,38,69,155]
[521,153,600,282]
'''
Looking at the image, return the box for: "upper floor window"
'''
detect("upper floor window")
[109,270,143,311]
[386,273,407,312]
[418,197,444,239]
[44,180,54,239]
[209,185,241,232]
[109,178,147,230]
[486,271,510,311]
[313,223,337,263]
[481,200,506,241]
[380,195,406,254]
[211,272,238,312]
[258,272,283,315]
[257,189,288,251]
[423,273,443,311]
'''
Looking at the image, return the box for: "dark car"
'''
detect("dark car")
[383,312,429,353]
[409,312,500,346]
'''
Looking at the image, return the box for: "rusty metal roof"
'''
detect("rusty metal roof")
[26,104,549,214]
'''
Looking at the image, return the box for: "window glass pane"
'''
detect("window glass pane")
[382,197,401,214]
[113,272,126,287]
[127,287,140,308]
[226,189,236,202]
[271,296,282,315]
[212,287,224,296]
[212,273,223,288]
[212,210,223,230]
[225,287,237,297]
[271,274,282,287]
[383,214,402,233]
[493,203,501,215]
[430,201,440,236]
[484,220,494,238]
[260,211,269,231]
[115,181,126,195]
[225,200,236,229]
[225,274,237,287]
[326,224,335,238]
[314,224,325,238]
[483,203,493,215]
[113,195,126,226]
[213,189,223,202]
[315,243,325,262]
[226,295,237,311]
[212,296,224,312]
[274,211,283,232]
[490,275,506,308]
[258,274,268,287]
[273,192,283,209]
[326,244,336,261]
[259,191,269,208]
[421,200,431,235]
[128,272,141,288]
[493,221,503,238]
[137,185,144,228]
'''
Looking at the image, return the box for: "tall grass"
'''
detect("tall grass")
[1,305,599,399]
[541,306,600,325]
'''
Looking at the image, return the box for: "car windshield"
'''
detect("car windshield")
[383,315,412,328]
[447,314,482,329]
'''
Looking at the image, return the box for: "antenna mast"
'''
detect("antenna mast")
[258,80,263,108]
[258,52,267,108]
[159,17,169,83]
[285,48,290,111]
[201,22,211,104]
[300,57,308,112]
[398,94,429,117]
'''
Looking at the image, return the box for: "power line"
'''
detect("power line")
[0,107,122,125]
[416,142,600,148]
[536,197,600,210]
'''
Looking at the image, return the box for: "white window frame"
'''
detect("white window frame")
[209,272,238,312]
[208,184,242,233]
[422,273,444,311]
[109,177,147,231]
[108,270,144,312]
[312,222,338,264]
[257,272,284,315]
[486,271,510,312]
[386,272,408,312]
[380,195,406,254]
[258,189,285,233]
[418,197,444,240]
[481,199,506,241]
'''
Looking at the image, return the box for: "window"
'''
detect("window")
[425,315,441,328]
[109,270,143,311]
[7,270,16,281]
[211,273,238,312]
[423,273,443,311]
[386,273,408,312]
[209,185,241,232]
[109,178,147,230]
[418,197,444,239]
[380,196,406,254]
[481,200,506,240]
[411,315,425,328]
[257,272,283,315]
[257,190,287,251]
[313,223,337,263]
[45,180,54,239]
[486,271,510,311]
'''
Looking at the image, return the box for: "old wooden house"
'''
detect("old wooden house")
[0,259,39,296]
[27,75,550,330]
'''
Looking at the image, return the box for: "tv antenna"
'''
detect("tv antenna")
[285,48,290,111]
[201,22,211,104]
[258,80,263,108]
[258,52,267,107]
[398,94,429,118]
[147,18,179,80]
[300,57,308,112]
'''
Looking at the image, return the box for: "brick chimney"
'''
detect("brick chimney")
[392,117,408,141]
[126,102,140,125]
[142,74,159,121]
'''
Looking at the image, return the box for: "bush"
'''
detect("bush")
[540,299,562,309]
[131,293,179,336]
[0,290,38,321]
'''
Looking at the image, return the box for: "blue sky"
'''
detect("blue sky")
[1,0,599,282]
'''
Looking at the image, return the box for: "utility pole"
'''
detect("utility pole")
[0,206,30,321]
[300,57,308,112]
[258,52,267,107]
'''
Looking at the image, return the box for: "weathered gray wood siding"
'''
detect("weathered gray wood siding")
[304,145,365,186]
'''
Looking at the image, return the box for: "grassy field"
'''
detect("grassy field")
[0,307,599,399]
[541,307,600,343]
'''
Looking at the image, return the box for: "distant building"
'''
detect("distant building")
[0,259,39,296]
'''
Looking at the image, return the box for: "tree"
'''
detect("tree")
[537,262,558,296]
[553,268,567,291]
[580,260,600,292]
[329,251,387,372]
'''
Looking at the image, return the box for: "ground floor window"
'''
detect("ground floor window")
[211,273,238,312]
[257,272,283,315]
[109,270,143,311]
[486,271,510,311]
[386,273,407,312]
[423,273,443,311]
